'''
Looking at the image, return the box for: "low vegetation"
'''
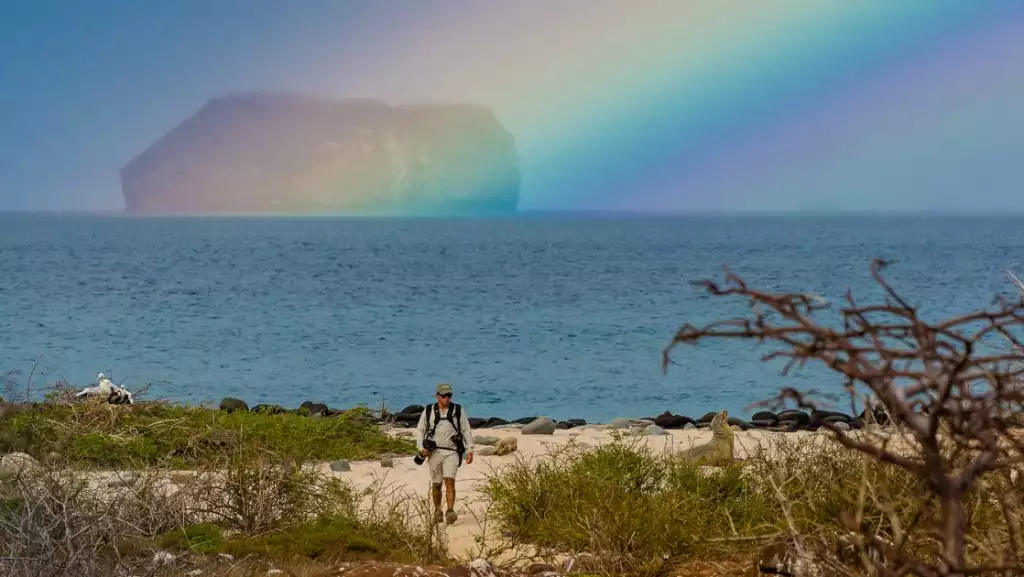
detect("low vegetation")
[484,435,1020,576]
[0,442,445,577]
[0,397,413,469]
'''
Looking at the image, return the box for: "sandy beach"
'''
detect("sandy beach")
[320,425,840,560]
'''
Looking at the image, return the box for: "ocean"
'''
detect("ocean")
[1,213,1022,423]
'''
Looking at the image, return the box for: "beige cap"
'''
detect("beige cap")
[436,383,453,395]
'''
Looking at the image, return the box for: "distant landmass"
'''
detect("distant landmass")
[120,93,520,215]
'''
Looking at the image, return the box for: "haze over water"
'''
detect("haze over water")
[2,213,1022,422]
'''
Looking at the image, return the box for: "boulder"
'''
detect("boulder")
[555,421,571,430]
[699,411,719,424]
[522,417,556,435]
[475,446,497,457]
[643,425,667,436]
[400,405,425,415]
[484,417,509,428]
[811,410,852,427]
[751,410,778,423]
[565,418,587,427]
[654,412,694,429]
[474,436,500,447]
[512,416,539,425]
[494,437,518,456]
[750,419,777,429]
[299,401,328,417]
[219,397,248,413]
[776,410,810,427]
[468,417,487,428]
[727,417,753,430]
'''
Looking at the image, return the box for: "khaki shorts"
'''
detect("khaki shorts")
[427,449,460,484]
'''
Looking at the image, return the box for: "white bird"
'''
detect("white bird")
[75,372,134,404]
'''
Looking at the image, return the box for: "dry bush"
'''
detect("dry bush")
[663,259,1024,576]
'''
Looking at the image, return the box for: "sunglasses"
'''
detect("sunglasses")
[437,393,452,399]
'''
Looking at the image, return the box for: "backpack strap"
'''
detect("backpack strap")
[448,403,462,434]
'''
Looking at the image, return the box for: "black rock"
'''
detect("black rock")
[566,418,587,427]
[776,410,810,426]
[699,411,719,424]
[468,417,487,428]
[484,417,509,428]
[822,414,852,425]
[299,401,328,417]
[394,412,421,426]
[399,405,425,415]
[219,398,249,413]
[785,420,804,433]
[555,421,572,430]
[751,411,778,423]
[654,411,694,429]
[512,416,539,425]
[811,410,852,427]
[250,404,286,415]
[750,419,776,429]
[727,417,752,430]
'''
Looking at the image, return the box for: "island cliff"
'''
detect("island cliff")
[120,93,520,215]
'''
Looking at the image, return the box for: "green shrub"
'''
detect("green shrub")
[0,401,413,468]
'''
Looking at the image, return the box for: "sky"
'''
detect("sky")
[1,0,1023,213]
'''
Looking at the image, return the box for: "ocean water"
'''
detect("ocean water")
[1,213,1023,423]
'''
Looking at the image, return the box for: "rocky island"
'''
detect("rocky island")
[120,93,520,215]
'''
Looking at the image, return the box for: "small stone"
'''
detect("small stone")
[643,425,667,436]
[380,457,394,468]
[330,460,352,472]
[475,446,497,456]
[522,417,557,435]
[474,436,500,446]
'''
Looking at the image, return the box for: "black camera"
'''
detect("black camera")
[414,438,438,466]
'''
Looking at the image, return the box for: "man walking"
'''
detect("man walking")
[415,383,474,525]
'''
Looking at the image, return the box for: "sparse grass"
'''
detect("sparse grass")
[483,435,1020,576]
[0,441,445,577]
[0,400,413,468]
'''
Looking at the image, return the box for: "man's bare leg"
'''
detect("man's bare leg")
[431,483,443,523]
[443,477,457,524]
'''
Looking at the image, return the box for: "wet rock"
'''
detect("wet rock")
[484,417,509,428]
[565,418,587,427]
[219,397,248,413]
[512,416,539,425]
[751,410,778,423]
[777,410,810,427]
[522,417,556,435]
[699,411,719,424]
[751,419,777,429]
[399,405,425,415]
[654,411,694,429]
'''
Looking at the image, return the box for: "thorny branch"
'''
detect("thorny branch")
[663,258,1024,576]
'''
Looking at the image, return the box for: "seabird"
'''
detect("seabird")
[75,372,134,404]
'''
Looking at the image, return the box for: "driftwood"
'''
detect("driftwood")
[662,258,1024,576]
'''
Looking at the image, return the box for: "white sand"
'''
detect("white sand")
[320,425,843,560]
